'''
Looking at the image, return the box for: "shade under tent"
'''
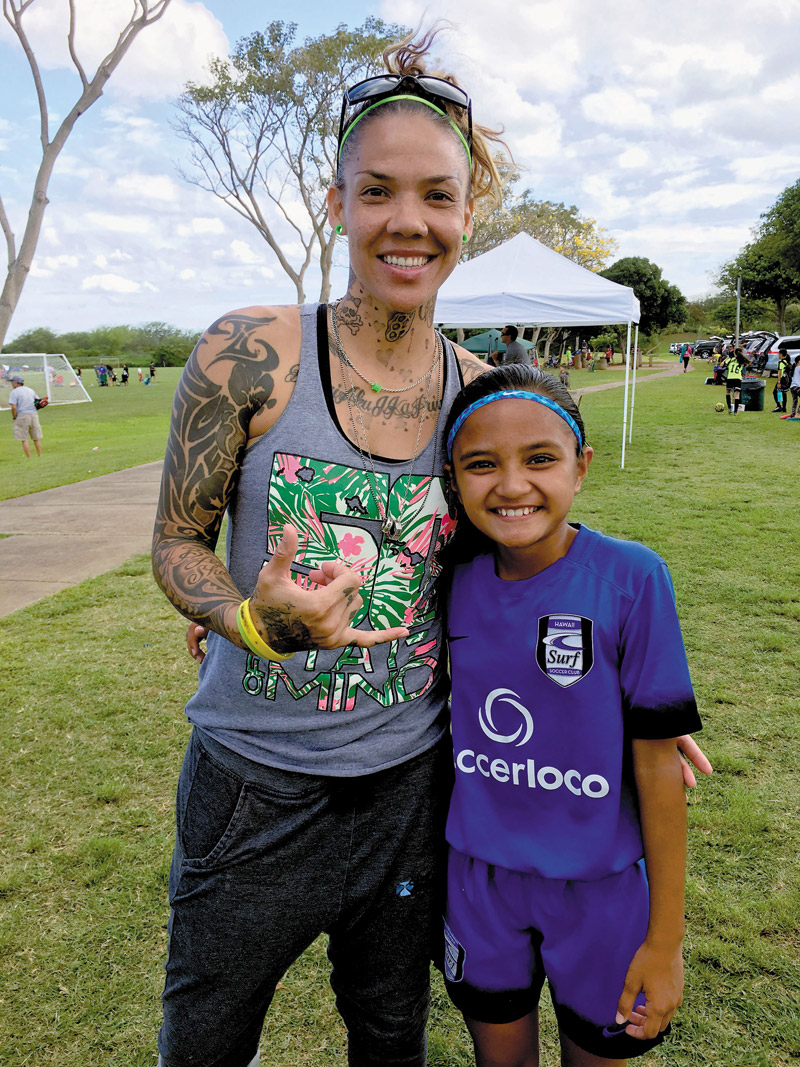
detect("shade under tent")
[434,233,642,467]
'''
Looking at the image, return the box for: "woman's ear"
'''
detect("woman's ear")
[327,185,344,232]
[463,196,475,241]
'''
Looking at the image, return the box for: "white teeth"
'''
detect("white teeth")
[497,507,538,516]
[382,255,430,267]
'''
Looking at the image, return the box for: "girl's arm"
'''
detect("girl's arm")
[616,737,687,1040]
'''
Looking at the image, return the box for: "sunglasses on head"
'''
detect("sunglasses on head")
[337,73,473,163]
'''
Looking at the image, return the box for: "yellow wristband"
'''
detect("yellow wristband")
[236,599,295,662]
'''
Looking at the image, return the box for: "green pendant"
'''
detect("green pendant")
[371,382,381,393]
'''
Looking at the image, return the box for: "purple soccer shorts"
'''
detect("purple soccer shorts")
[443,849,669,1058]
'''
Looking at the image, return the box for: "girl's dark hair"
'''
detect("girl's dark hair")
[335,25,508,209]
[438,364,588,572]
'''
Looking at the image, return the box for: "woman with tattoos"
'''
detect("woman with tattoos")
[152,29,504,1067]
[152,28,709,1067]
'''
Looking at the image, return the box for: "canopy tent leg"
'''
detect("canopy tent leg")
[620,321,632,469]
[628,324,640,444]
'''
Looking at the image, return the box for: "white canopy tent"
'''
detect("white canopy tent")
[435,233,642,466]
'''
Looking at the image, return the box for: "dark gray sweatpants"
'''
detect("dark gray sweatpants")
[158,728,451,1067]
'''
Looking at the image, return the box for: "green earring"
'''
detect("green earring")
[462,233,469,244]
[335,224,344,235]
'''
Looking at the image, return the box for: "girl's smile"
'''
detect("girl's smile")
[449,398,593,581]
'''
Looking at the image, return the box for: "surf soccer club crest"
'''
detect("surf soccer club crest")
[536,614,594,688]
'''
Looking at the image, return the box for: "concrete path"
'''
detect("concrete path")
[573,358,689,399]
[0,360,690,618]
[0,461,163,617]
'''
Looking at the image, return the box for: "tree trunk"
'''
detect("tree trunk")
[317,231,335,303]
[0,0,173,350]
[0,136,71,349]
[777,297,787,335]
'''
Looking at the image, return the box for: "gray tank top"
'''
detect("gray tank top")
[185,303,464,775]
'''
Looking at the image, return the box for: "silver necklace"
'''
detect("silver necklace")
[331,301,439,393]
[332,307,442,541]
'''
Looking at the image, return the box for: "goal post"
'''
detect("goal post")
[1,354,92,409]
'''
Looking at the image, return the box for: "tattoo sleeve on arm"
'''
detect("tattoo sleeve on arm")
[152,313,279,635]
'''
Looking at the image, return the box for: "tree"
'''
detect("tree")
[0,0,174,351]
[1,325,61,353]
[599,257,686,336]
[715,180,800,334]
[174,19,405,304]
[3,319,201,365]
[717,240,797,335]
[759,178,800,281]
[467,169,618,271]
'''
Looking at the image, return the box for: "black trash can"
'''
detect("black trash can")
[740,378,765,411]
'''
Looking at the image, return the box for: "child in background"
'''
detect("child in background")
[440,364,702,1066]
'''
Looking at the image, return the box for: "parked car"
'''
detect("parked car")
[692,340,722,360]
[742,332,777,373]
[759,335,800,376]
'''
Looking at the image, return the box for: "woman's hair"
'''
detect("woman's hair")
[438,364,588,570]
[335,25,508,209]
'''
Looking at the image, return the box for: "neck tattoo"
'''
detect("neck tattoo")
[331,301,439,394]
[331,304,443,542]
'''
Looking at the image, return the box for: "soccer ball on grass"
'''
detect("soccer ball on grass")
[714,402,725,412]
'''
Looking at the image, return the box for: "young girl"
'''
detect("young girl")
[440,364,702,1067]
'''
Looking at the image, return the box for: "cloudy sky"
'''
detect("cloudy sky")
[1,0,798,340]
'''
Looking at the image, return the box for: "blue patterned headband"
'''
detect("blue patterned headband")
[446,390,584,460]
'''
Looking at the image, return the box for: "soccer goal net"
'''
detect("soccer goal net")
[1,353,92,409]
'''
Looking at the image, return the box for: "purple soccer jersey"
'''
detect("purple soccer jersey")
[445,525,701,880]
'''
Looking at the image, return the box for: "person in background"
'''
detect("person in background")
[772,352,789,413]
[121,364,130,386]
[491,325,530,366]
[782,354,800,420]
[7,373,43,458]
[149,362,157,382]
[724,346,752,415]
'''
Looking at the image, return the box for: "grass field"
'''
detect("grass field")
[0,359,667,502]
[0,361,798,1065]
[0,372,180,502]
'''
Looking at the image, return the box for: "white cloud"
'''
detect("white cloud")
[177,216,225,236]
[84,212,154,235]
[81,273,141,293]
[113,173,179,202]
[230,239,263,265]
[582,88,654,129]
[43,254,79,269]
[618,147,651,170]
[0,0,229,100]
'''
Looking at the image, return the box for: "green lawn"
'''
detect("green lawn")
[0,361,672,502]
[0,368,797,1065]
[0,370,181,502]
